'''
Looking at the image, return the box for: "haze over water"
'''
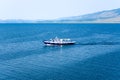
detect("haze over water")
[0,23,120,80]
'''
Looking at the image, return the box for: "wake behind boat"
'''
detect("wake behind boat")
[43,37,76,45]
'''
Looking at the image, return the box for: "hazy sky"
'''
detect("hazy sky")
[0,0,120,20]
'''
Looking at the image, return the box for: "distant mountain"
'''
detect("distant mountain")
[0,19,39,23]
[0,8,120,23]
[55,8,120,23]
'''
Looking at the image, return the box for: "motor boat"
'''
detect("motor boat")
[43,37,75,45]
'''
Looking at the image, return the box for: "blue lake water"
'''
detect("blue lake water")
[0,23,120,80]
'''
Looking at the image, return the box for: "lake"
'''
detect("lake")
[0,23,120,80]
